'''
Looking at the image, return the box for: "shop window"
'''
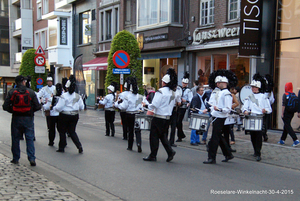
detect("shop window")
[137,0,181,29]
[197,56,211,85]
[200,0,215,26]
[213,54,226,70]
[79,11,91,44]
[99,6,119,41]
[228,0,240,21]
[229,54,249,87]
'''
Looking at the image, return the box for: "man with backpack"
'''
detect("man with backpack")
[278,82,300,147]
[2,75,41,166]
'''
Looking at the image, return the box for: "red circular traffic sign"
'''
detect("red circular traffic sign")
[34,55,46,66]
[36,78,44,85]
[113,50,130,69]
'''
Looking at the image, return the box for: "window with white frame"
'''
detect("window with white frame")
[228,0,240,21]
[137,0,181,29]
[43,0,48,14]
[200,0,214,26]
[37,3,42,20]
[79,11,91,44]
[99,5,119,41]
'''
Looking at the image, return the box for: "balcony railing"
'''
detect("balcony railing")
[15,18,22,31]
[15,52,22,63]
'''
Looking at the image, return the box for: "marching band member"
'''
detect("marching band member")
[142,68,177,162]
[176,72,193,142]
[43,83,63,146]
[167,85,181,147]
[37,73,56,138]
[99,82,118,137]
[242,73,272,161]
[117,78,130,140]
[203,70,236,164]
[53,75,84,153]
[263,74,275,142]
[115,77,143,152]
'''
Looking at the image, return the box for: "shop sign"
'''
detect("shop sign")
[60,18,68,45]
[239,0,262,56]
[144,34,168,43]
[192,27,240,45]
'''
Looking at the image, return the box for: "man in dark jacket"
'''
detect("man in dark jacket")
[189,86,208,145]
[2,75,41,166]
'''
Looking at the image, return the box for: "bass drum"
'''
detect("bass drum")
[239,84,253,105]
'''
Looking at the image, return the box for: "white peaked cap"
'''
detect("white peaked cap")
[250,80,261,88]
[182,78,189,84]
[162,74,171,83]
[47,77,53,81]
[65,80,71,88]
[107,85,115,92]
[215,76,228,83]
[124,82,127,89]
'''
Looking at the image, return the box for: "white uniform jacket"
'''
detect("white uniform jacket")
[148,87,177,116]
[209,88,233,118]
[242,93,272,115]
[115,92,143,113]
[37,85,56,102]
[53,92,84,113]
[99,93,115,109]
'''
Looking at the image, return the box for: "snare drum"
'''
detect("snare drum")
[189,113,210,131]
[244,115,263,131]
[135,114,153,130]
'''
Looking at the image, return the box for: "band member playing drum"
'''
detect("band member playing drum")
[117,78,130,140]
[203,70,237,164]
[242,73,272,161]
[115,77,143,152]
[176,72,193,142]
[142,68,178,162]
[99,82,118,137]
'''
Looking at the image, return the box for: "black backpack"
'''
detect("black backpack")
[285,92,299,113]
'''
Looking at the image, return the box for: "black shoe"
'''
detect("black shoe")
[105,134,110,136]
[127,148,132,151]
[166,151,176,162]
[203,159,216,164]
[256,156,261,161]
[30,161,36,166]
[236,129,241,131]
[222,155,234,162]
[190,143,198,146]
[196,142,203,145]
[33,137,36,141]
[56,149,64,153]
[78,147,83,154]
[143,156,157,162]
[48,142,54,146]
[176,138,182,142]
[137,145,142,153]
[122,138,127,140]
[171,144,177,147]
[263,137,268,142]
[230,148,236,152]
[10,160,19,164]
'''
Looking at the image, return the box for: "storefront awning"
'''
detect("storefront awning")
[83,57,108,71]
[138,51,181,60]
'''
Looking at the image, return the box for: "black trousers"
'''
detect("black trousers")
[105,110,115,136]
[126,113,141,149]
[149,117,174,158]
[176,108,187,139]
[223,124,233,149]
[167,108,177,145]
[58,113,82,151]
[207,118,232,160]
[48,116,59,144]
[46,116,51,130]
[281,112,298,141]
[120,111,128,139]
[262,114,271,139]
[250,131,262,157]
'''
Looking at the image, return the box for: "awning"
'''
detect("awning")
[83,57,108,71]
[138,51,182,60]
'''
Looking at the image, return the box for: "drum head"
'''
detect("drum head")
[239,84,253,105]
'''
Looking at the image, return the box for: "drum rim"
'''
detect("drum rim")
[239,84,253,105]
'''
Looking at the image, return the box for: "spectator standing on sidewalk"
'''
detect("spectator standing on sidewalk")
[2,75,41,166]
[277,82,300,147]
